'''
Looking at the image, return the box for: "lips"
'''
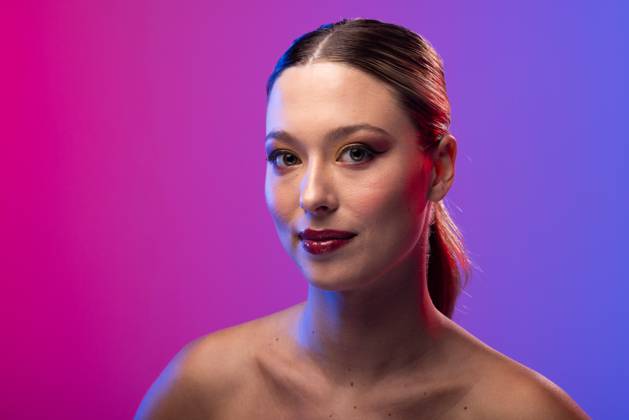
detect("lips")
[298,228,357,255]
[298,228,357,241]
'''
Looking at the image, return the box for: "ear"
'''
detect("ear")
[428,133,457,202]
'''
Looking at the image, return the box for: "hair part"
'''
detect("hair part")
[266,17,474,319]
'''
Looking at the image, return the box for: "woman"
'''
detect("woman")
[136,18,589,419]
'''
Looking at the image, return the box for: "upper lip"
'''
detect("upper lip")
[298,228,357,241]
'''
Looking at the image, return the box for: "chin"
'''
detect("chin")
[303,272,366,292]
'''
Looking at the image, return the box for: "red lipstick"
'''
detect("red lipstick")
[298,228,357,255]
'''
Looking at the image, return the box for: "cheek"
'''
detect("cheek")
[265,174,296,226]
[350,159,428,226]
[264,175,297,256]
[350,184,417,242]
[345,164,430,272]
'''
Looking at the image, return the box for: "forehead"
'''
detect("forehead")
[266,62,415,140]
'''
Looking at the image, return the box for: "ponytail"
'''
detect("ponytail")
[426,200,473,318]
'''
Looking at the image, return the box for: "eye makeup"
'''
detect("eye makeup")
[266,141,388,170]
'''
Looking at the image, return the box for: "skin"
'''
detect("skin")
[263,61,456,386]
[135,62,590,420]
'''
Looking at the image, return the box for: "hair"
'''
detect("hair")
[265,18,474,319]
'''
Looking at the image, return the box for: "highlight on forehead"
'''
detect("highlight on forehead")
[265,123,393,144]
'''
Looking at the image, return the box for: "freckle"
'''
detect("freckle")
[423,392,427,396]
[464,406,468,410]
[350,381,354,387]
[312,330,315,334]
[353,405,357,409]
[388,413,392,416]
[275,337,279,341]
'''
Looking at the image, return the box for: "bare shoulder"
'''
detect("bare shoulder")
[134,304,300,420]
[133,337,212,419]
[436,319,589,420]
[133,330,242,420]
[469,349,590,419]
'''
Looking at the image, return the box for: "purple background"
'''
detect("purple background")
[2,1,627,418]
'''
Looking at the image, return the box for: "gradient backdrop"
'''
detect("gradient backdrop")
[2,1,627,418]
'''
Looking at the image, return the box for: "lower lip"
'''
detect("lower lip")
[301,237,356,255]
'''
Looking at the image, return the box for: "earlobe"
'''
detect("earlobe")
[427,133,456,202]
[427,165,444,202]
[428,180,444,203]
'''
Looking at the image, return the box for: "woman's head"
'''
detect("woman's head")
[264,18,472,318]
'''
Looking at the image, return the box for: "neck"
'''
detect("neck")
[292,237,448,386]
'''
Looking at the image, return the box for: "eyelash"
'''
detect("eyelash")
[266,144,380,169]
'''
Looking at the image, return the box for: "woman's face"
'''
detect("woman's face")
[265,62,439,291]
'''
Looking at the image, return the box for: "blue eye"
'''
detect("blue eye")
[266,144,379,169]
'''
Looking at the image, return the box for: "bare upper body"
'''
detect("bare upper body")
[134,302,589,420]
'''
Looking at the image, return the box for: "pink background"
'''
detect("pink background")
[2,1,627,418]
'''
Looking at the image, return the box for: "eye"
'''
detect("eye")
[266,144,380,170]
[338,144,377,164]
[266,150,301,169]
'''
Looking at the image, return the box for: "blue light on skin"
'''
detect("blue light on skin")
[264,61,458,388]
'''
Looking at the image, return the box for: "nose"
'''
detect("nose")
[299,159,338,216]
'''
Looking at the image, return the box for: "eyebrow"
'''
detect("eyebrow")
[265,123,393,144]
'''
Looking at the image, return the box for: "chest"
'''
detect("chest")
[211,375,482,420]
